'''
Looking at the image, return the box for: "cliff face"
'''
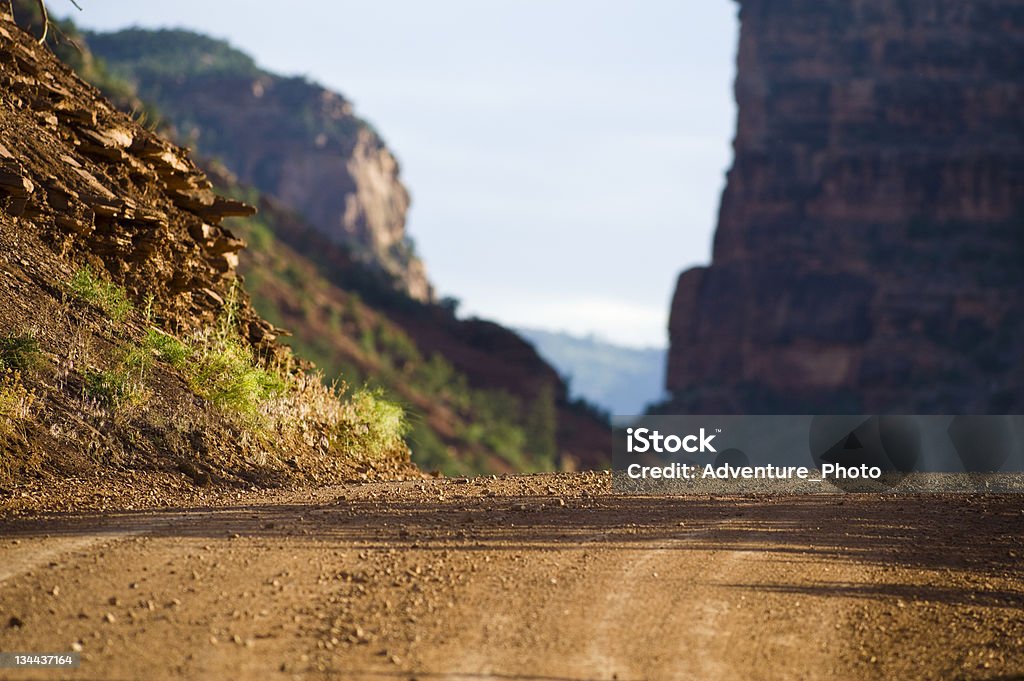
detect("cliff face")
[666,0,1024,413]
[85,29,432,302]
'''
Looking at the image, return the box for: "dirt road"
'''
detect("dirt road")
[1,473,1022,680]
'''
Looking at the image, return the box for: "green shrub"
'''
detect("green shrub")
[144,284,280,419]
[146,323,285,421]
[0,334,41,373]
[69,266,133,322]
[337,388,407,460]
[407,419,466,476]
[374,325,420,367]
[191,336,285,417]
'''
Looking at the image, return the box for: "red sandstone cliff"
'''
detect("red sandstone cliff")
[666,0,1024,414]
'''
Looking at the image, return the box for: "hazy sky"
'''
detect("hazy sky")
[64,1,739,348]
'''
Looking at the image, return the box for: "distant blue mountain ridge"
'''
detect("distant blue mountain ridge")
[516,328,667,416]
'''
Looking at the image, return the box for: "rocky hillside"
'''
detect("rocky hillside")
[84,28,432,303]
[664,0,1024,414]
[29,15,610,472]
[0,9,412,491]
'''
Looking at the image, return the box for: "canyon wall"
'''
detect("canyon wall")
[666,0,1024,413]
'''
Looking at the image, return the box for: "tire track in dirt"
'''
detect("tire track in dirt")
[1,476,1022,681]
[0,516,191,585]
[414,514,855,680]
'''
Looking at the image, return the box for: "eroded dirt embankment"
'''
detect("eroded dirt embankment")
[1,473,1022,681]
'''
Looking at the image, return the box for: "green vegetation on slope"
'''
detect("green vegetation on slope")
[63,263,407,465]
[0,333,42,373]
[0,333,41,442]
[224,191,560,476]
[81,28,260,80]
[68,265,134,323]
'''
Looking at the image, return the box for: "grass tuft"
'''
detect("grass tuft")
[82,365,148,411]
[0,333,42,373]
[190,335,285,418]
[82,343,152,413]
[69,266,133,322]
[142,283,286,422]
[138,282,409,465]
[143,329,189,370]
[0,372,36,438]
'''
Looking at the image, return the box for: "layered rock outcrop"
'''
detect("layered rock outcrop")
[666,0,1024,413]
[0,16,280,345]
[86,29,432,302]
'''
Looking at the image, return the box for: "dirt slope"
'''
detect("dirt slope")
[1,475,1021,680]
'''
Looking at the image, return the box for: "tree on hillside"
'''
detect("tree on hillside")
[524,382,558,468]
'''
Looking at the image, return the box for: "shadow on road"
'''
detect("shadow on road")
[1,493,1021,609]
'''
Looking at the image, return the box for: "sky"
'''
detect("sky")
[64,1,739,348]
